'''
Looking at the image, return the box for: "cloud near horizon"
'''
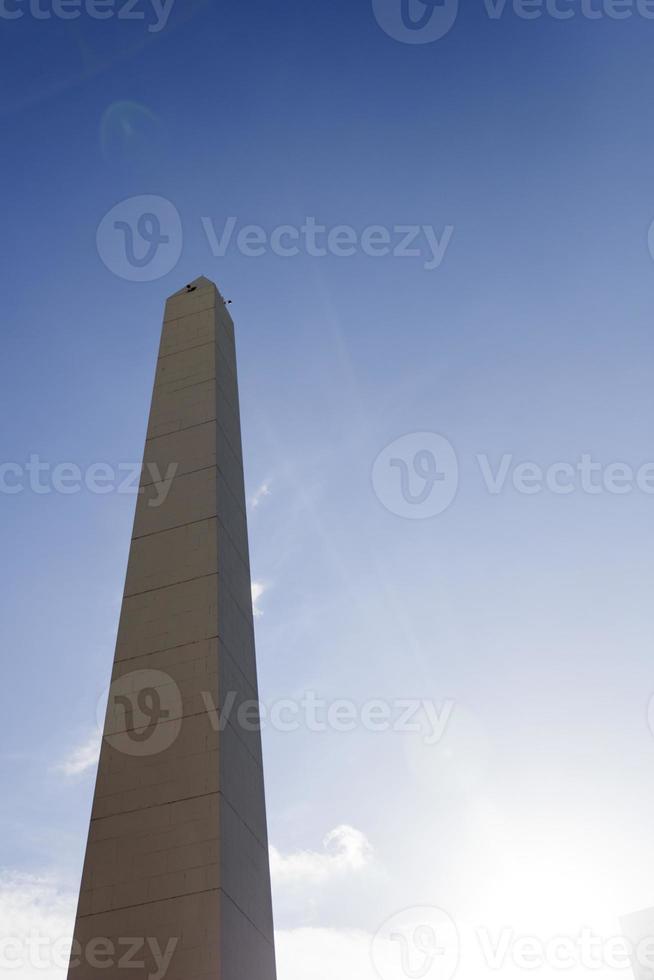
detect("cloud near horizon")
[0,872,76,979]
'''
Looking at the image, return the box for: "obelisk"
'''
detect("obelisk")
[67,277,277,980]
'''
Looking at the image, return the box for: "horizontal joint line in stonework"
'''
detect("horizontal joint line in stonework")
[99,698,263,768]
[139,460,246,501]
[124,572,217,600]
[146,392,243,460]
[158,341,237,381]
[145,404,242,456]
[162,306,235,339]
[111,635,258,701]
[151,377,239,410]
[113,628,257,680]
[78,887,275,947]
[164,305,215,324]
[163,308,214,326]
[153,376,217,397]
[114,635,220,665]
[90,790,219,823]
[144,417,244,461]
[145,419,217,442]
[139,461,215,491]
[157,341,216,361]
[129,521,250,568]
[144,418,213,445]
[104,703,219,736]
[77,886,220,920]
[88,792,267,855]
[153,372,236,399]
[119,573,256,631]
[98,728,263,780]
[131,507,248,550]
[103,708,264,771]
[147,374,238,417]
[131,514,214,543]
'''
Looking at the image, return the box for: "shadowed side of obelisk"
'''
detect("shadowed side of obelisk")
[67,278,276,980]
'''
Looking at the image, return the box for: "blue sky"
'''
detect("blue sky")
[2,1,654,977]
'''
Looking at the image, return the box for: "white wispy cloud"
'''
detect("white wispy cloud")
[270,825,373,886]
[250,479,272,509]
[251,580,268,618]
[54,733,101,778]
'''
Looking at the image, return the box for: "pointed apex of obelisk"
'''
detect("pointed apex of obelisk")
[169,275,217,297]
[164,276,227,323]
